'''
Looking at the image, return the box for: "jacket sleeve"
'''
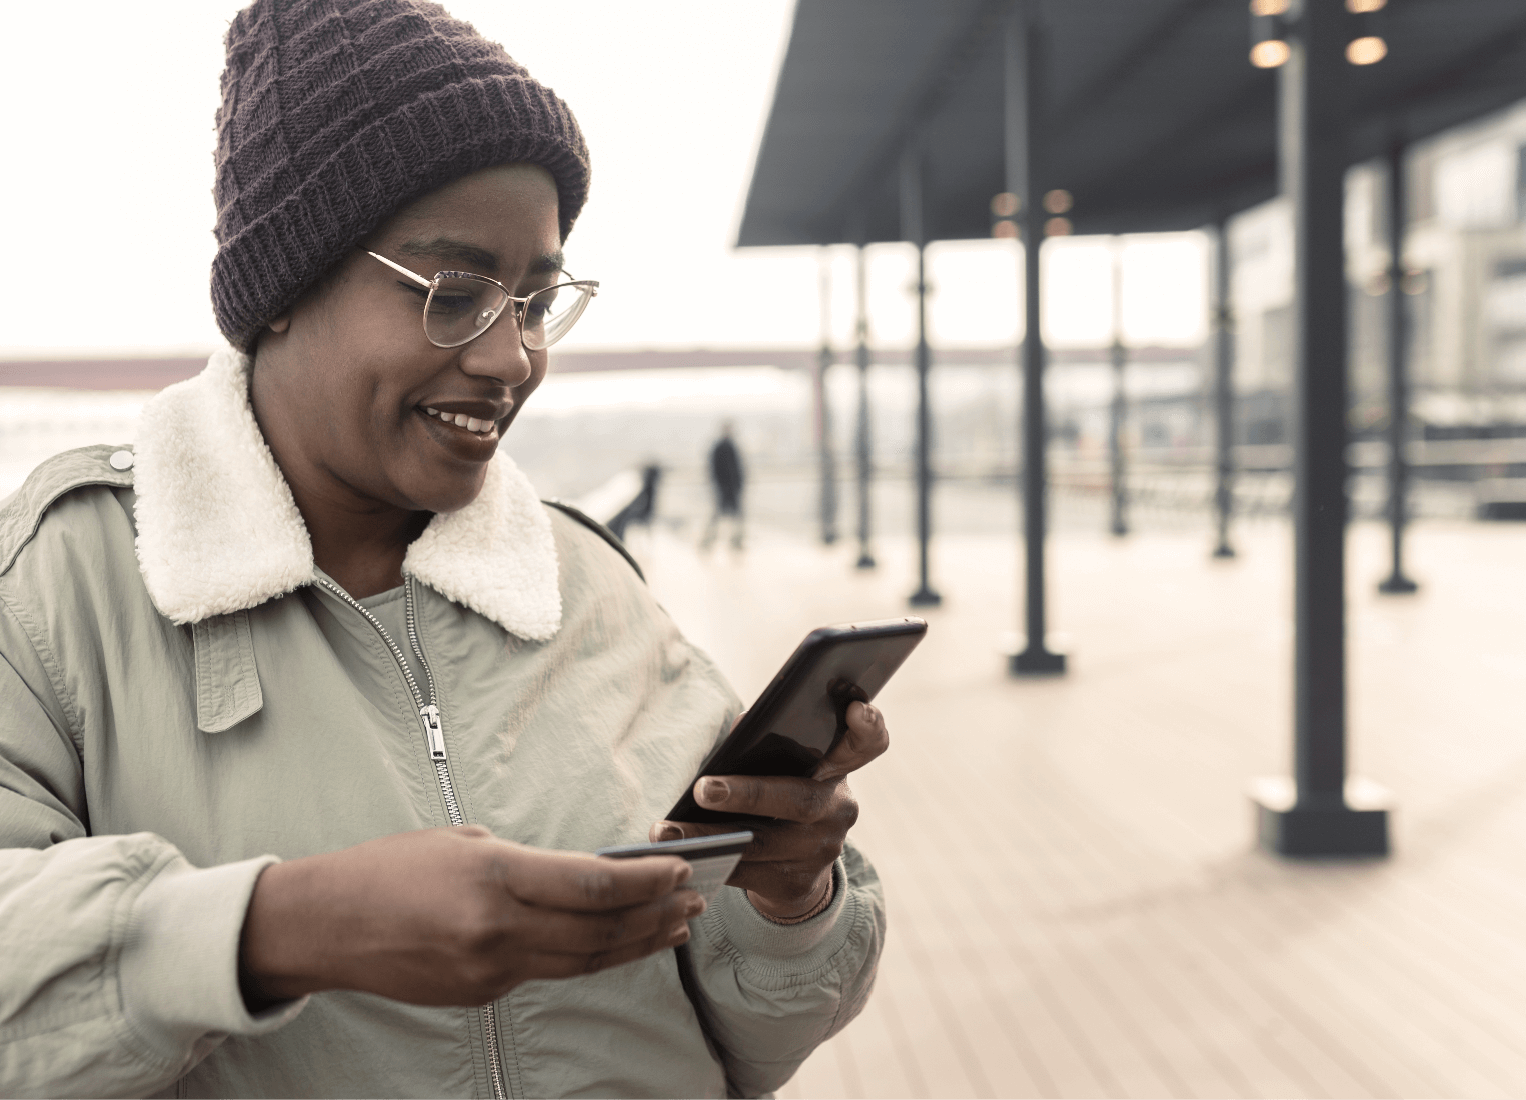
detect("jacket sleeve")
[0,594,304,1098]
[686,838,886,1098]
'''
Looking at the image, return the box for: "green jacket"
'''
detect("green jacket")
[0,349,885,1098]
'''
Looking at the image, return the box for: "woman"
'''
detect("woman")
[0,2,886,1097]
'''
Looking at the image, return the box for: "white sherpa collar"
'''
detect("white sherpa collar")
[132,346,561,641]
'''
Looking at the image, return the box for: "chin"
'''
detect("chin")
[422,483,488,516]
[404,465,491,515]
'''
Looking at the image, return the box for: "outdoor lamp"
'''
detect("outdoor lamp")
[1250,0,1389,69]
[990,191,1019,239]
[1040,190,1072,237]
[1345,0,1388,65]
[1248,0,1291,68]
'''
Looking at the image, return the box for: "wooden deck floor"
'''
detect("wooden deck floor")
[640,517,1526,1099]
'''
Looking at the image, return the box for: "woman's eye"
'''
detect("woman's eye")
[427,291,475,316]
[399,282,429,300]
[524,289,559,321]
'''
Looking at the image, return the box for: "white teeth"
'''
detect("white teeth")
[421,406,495,434]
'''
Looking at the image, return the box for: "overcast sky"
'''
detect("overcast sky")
[0,0,1206,359]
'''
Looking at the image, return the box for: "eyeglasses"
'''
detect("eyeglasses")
[364,250,598,351]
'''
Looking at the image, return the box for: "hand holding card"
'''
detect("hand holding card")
[596,832,755,905]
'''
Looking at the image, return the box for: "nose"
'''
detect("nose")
[457,302,534,387]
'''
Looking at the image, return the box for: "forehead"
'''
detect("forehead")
[380,164,562,276]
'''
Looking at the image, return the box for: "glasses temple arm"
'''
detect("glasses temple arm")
[366,250,434,288]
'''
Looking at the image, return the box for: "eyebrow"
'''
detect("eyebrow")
[397,237,565,278]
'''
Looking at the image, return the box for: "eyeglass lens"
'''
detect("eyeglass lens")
[524,283,594,350]
[424,276,593,350]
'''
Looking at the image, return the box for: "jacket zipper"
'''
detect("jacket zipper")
[316,576,510,1100]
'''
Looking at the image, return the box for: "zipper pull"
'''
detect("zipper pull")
[420,704,446,761]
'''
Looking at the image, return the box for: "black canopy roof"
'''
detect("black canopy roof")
[736,0,1526,247]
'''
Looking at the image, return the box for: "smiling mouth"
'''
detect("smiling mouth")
[422,406,500,436]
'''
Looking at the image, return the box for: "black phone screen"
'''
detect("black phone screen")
[666,618,927,823]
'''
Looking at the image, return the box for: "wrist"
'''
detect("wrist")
[748,873,835,925]
[239,858,333,1007]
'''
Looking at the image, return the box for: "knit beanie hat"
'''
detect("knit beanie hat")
[211,0,590,350]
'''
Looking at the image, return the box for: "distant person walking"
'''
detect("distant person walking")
[608,463,661,541]
[701,421,745,551]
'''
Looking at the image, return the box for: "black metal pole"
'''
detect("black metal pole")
[1289,2,1348,813]
[903,148,941,607]
[1007,1,1064,674]
[1109,237,1128,538]
[816,249,838,546]
[1252,0,1387,856]
[1212,219,1237,559]
[854,241,876,570]
[1379,141,1418,594]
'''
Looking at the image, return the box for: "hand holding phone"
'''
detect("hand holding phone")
[665,618,925,824]
[649,619,919,919]
[656,703,896,917]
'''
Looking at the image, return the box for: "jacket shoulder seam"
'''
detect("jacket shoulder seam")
[0,586,86,752]
[0,445,133,578]
[542,499,645,583]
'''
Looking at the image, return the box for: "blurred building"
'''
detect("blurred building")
[1233,96,1526,446]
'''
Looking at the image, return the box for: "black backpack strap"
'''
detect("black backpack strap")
[675,942,743,1098]
[546,498,741,1090]
[542,499,645,583]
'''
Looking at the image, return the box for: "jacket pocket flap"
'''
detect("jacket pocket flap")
[191,611,263,733]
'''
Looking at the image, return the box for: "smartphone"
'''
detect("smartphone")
[596,831,755,904]
[666,617,927,824]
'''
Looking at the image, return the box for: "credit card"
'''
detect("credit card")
[595,831,754,905]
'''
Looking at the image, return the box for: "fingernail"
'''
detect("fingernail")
[655,823,682,841]
[673,862,694,886]
[685,895,707,918]
[669,924,692,945]
[700,777,729,803]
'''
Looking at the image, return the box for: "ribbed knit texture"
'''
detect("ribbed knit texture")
[211,0,590,350]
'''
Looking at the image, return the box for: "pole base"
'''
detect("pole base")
[908,586,943,607]
[1003,635,1067,676]
[1212,543,1236,559]
[855,553,877,570]
[1250,777,1391,857]
[1378,574,1418,594]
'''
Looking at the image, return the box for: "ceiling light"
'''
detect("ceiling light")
[1250,39,1291,68]
[1346,36,1387,65]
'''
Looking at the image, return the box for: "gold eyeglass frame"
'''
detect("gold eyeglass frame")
[363,249,599,351]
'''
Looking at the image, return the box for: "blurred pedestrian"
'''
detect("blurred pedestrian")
[701,420,745,551]
[608,463,661,540]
